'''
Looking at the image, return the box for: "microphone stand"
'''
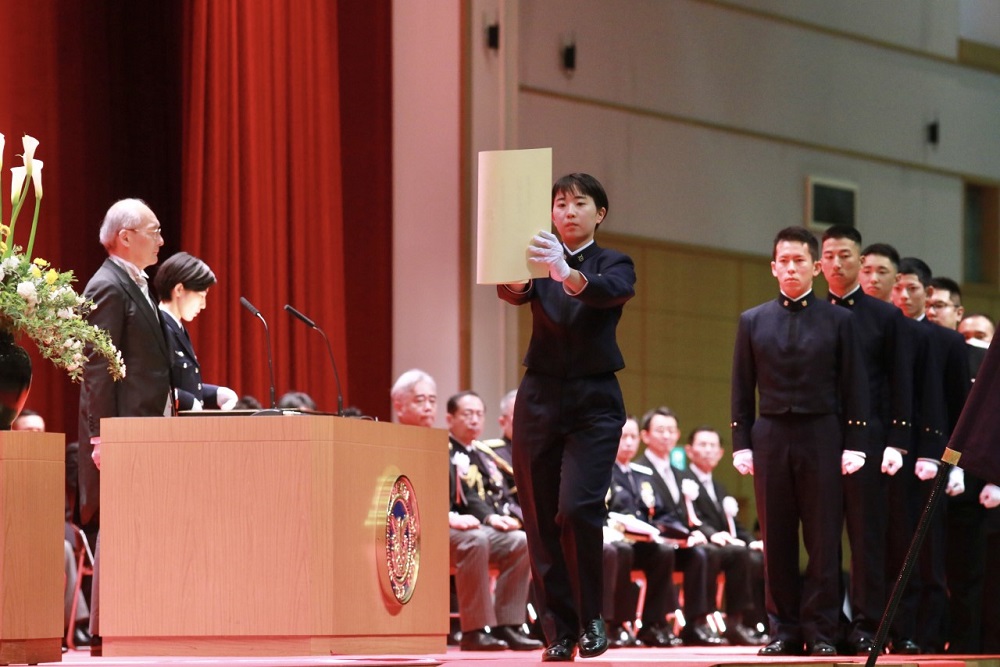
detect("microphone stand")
[284,304,345,416]
[240,296,281,415]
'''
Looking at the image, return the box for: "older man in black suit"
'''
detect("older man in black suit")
[78,198,173,651]
[731,226,868,657]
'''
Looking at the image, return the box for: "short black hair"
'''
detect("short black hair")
[822,225,862,247]
[153,252,217,299]
[930,276,962,303]
[860,242,901,269]
[447,390,483,415]
[963,311,996,327]
[640,406,677,433]
[277,391,316,411]
[773,226,819,261]
[552,173,609,219]
[686,425,721,446]
[898,257,932,287]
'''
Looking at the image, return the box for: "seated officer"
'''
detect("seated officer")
[606,417,682,648]
[446,390,542,652]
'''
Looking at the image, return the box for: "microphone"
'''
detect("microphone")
[284,304,345,416]
[240,296,278,411]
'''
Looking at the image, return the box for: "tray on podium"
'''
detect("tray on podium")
[100,416,448,657]
[0,431,63,666]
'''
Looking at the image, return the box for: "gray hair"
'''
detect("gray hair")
[99,198,152,249]
[390,369,436,404]
[500,389,517,414]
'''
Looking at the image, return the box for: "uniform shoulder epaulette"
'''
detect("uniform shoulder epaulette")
[480,438,507,449]
[628,462,653,476]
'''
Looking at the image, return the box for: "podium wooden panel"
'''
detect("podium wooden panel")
[0,432,63,666]
[100,416,448,657]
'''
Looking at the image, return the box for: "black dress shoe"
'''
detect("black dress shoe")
[890,638,920,654]
[725,622,767,646]
[851,636,877,655]
[542,638,577,662]
[578,618,608,658]
[758,639,804,656]
[608,624,639,648]
[73,625,93,647]
[493,625,544,651]
[459,628,508,651]
[636,624,683,648]
[680,621,725,646]
[809,641,837,656]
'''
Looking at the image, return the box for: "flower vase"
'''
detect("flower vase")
[0,330,32,429]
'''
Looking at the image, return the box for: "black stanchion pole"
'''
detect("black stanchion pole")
[865,460,953,667]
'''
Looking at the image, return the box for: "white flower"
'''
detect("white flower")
[722,496,740,518]
[17,281,37,305]
[680,477,701,501]
[30,159,42,198]
[3,255,19,270]
[21,135,39,178]
[10,166,25,206]
[57,308,74,319]
[452,451,470,476]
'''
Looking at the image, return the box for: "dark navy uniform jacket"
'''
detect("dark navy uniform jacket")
[731,292,869,453]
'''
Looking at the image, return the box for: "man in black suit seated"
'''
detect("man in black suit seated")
[731,226,869,657]
[631,408,725,646]
[682,426,768,646]
[605,417,682,648]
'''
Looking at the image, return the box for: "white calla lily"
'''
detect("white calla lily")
[30,160,42,199]
[21,134,38,178]
[10,166,25,207]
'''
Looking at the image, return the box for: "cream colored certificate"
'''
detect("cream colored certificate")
[476,147,552,285]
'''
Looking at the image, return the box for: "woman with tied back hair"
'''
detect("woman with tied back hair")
[153,252,238,411]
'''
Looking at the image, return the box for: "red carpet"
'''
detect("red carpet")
[53,646,999,667]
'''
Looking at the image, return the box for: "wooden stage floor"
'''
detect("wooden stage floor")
[50,646,1000,667]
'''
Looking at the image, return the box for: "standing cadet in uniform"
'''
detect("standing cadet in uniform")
[498,173,636,662]
[820,226,913,655]
[731,226,868,657]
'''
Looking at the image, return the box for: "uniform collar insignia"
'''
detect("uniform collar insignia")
[780,291,812,312]
[565,242,599,266]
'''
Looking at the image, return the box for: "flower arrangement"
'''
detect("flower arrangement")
[0,134,124,382]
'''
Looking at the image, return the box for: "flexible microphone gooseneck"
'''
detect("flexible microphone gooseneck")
[284,304,345,416]
[240,296,278,411]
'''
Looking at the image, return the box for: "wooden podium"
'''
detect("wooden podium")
[0,432,63,666]
[100,416,448,657]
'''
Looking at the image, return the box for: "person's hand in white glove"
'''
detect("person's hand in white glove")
[190,397,204,412]
[842,450,866,475]
[881,447,903,475]
[946,466,965,496]
[216,386,239,411]
[733,449,754,475]
[528,231,571,282]
[980,483,1000,509]
[914,458,939,481]
[680,477,701,501]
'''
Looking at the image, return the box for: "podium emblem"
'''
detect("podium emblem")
[381,475,421,605]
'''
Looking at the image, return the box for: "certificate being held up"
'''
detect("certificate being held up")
[477,147,552,285]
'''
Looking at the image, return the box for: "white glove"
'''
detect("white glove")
[946,466,965,496]
[190,397,204,412]
[722,495,739,518]
[980,483,1000,509]
[216,386,239,411]
[914,458,939,481]
[841,450,866,475]
[881,447,903,476]
[733,449,754,475]
[680,477,701,501]
[528,231,571,282]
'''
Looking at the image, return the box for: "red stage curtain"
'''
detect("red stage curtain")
[181,0,348,412]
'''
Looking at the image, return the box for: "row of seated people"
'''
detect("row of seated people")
[390,368,766,652]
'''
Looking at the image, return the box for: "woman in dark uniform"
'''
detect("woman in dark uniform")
[497,173,636,661]
[153,252,237,411]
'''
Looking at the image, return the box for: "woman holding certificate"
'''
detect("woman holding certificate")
[497,173,636,662]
